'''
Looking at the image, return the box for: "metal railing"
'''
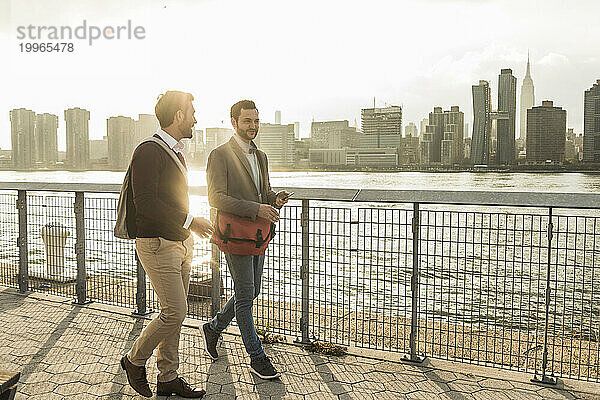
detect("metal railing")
[0,182,599,384]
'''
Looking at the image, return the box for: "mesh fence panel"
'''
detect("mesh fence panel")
[0,191,18,288]
[85,195,137,308]
[27,193,77,297]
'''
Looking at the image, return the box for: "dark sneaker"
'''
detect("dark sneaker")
[202,322,220,360]
[157,376,205,398]
[250,356,281,380]
[120,355,152,397]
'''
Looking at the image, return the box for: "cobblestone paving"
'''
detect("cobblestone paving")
[1,287,599,399]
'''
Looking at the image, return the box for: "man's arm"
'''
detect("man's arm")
[207,148,260,220]
[131,144,189,227]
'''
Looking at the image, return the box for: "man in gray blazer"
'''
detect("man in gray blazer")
[204,100,291,379]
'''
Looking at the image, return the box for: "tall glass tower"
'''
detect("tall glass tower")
[497,68,517,165]
[471,80,492,165]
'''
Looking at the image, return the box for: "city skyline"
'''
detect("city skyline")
[5,80,590,171]
[2,0,599,151]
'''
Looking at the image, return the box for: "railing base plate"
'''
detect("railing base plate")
[293,337,313,346]
[530,375,557,385]
[73,300,93,306]
[402,354,426,364]
[132,309,153,317]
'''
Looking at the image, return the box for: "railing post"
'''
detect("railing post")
[16,190,29,293]
[532,207,557,385]
[73,192,90,305]
[296,199,311,344]
[210,208,222,317]
[404,202,425,363]
[133,252,151,315]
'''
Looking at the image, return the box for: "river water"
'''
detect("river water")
[2,169,600,192]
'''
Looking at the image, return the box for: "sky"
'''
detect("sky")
[1,0,599,150]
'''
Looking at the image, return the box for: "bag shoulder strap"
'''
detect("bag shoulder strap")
[135,136,188,182]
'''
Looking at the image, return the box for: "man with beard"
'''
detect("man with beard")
[204,99,291,379]
[120,91,213,398]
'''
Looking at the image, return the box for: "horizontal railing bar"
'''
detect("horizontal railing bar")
[0,182,124,193]
[354,189,600,209]
[1,182,600,209]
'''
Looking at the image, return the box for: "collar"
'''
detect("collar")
[233,133,257,154]
[156,129,184,153]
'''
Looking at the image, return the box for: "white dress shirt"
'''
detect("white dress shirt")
[233,134,261,200]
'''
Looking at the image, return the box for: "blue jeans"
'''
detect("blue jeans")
[208,253,265,360]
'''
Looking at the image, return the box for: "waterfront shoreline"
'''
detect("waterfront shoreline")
[2,166,600,174]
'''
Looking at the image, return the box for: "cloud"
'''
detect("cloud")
[538,53,569,66]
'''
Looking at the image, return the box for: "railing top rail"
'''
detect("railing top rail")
[1,181,599,209]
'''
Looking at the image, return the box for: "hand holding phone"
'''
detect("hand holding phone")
[276,190,294,206]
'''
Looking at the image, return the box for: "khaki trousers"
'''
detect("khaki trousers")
[128,235,193,382]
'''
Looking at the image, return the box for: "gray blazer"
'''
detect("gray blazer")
[207,136,279,220]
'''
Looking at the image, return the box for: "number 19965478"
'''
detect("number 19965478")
[19,42,74,52]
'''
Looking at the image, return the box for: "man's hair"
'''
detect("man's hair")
[230,100,258,122]
[155,91,194,128]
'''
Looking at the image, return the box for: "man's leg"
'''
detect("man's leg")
[128,237,188,382]
[226,253,265,360]
[208,291,235,333]
[253,255,265,301]
[155,235,194,382]
[207,255,264,334]
[244,254,280,379]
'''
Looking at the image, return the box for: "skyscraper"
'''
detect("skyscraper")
[275,110,281,125]
[255,123,295,167]
[583,79,600,163]
[107,116,136,169]
[420,125,435,165]
[294,122,300,140]
[442,106,465,166]
[400,134,420,165]
[64,107,90,169]
[519,55,535,141]
[565,128,577,161]
[471,80,492,165]
[135,114,159,145]
[497,68,517,165]
[421,106,464,166]
[35,113,59,166]
[427,107,444,163]
[526,101,566,164]
[463,137,472,160]
[10,108,36,169]
[205,127,234,153]
[405,122,418,137]
[361,106,403,136]
[311,120,358,148]
[420,117,429,137]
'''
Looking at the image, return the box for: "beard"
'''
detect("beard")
[181,119,194,139]
[238,127,257,142]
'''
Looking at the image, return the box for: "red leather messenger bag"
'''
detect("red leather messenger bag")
[211,211,276,255]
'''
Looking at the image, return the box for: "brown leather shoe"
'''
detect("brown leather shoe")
[157,377,205,398]
[120,355,152,397]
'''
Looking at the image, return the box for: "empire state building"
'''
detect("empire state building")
[519,55,535,141]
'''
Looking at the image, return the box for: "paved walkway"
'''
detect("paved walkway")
[1,286,599,400]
